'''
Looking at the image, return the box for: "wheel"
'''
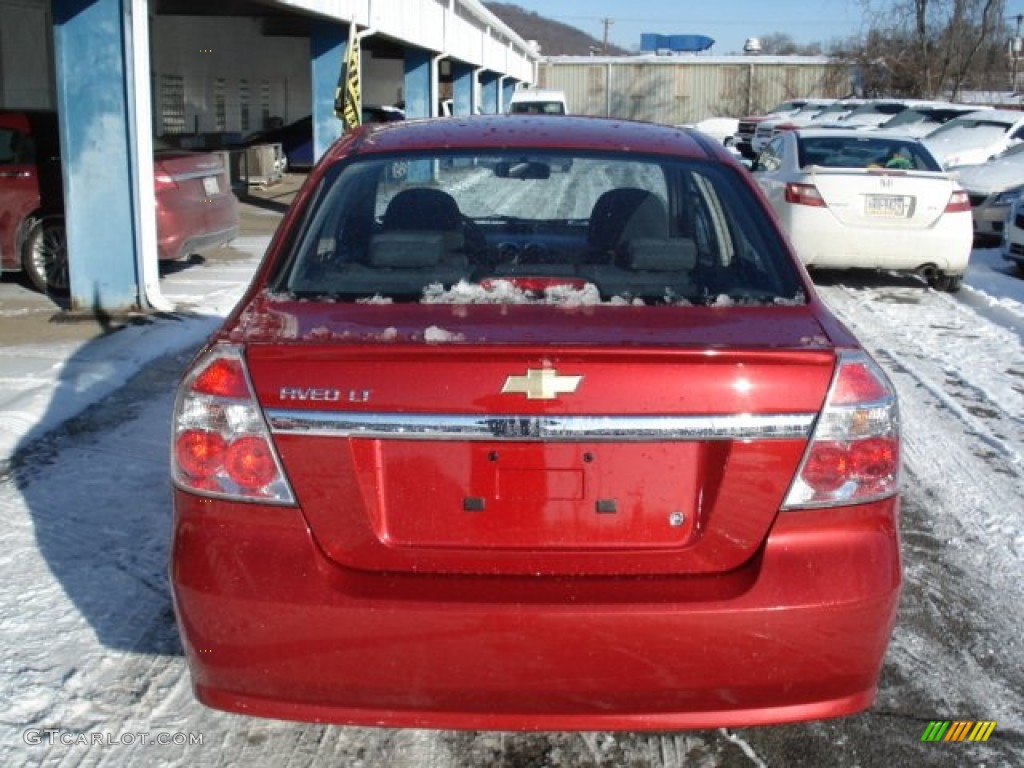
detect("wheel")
[928,272,962,293]
[22,216,69,295]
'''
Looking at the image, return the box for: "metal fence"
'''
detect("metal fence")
[537,55,851,124]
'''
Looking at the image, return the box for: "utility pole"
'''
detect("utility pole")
[1015,14,1023,93]
[601,17,613,54]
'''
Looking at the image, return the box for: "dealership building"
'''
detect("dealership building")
[0,0,539,311]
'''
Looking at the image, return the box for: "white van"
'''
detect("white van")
[506,88,569,115]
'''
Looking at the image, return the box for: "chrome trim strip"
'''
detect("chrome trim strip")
[266,409,816,442]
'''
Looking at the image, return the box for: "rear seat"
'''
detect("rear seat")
[579,237,698,300]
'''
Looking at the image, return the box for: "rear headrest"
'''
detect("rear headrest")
[369,232,445,268]
[382,188,462,231]
[625,238,698,271]
[588,188,670,250]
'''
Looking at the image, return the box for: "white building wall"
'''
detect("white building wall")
[150,16,310,135]
[0,0,53,108]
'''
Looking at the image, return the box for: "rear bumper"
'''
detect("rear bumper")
[156,197,239,261]
[784,208,972,274]
[170,491,902,730]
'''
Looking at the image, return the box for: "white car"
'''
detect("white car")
[687,116,740,148]
[923,109,1024,168]
[1001,195,1024,271]
[751,128,972,291]
[815,99,918,129]
[750,99,835,155]
[950,142,1024,245]
[874,104,989,138]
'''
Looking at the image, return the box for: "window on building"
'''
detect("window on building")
[160,74,186,135]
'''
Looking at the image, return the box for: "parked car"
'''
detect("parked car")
[506,88,569,115]
[246,107,405,173]
[1000,194,1024,271]
[750,98,835,155]
[753,99,867,152]
[687,116,739,148]
[245,115,314,170]
[950,142,1024,245]
[733,98,813,158]
[923,109,1024,168]
[170,115,903,730]
[873,104,988,138]
[752,128,972,291]
[0,109,238,295]
[814,99,923,130]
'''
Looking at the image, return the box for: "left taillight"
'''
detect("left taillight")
[782,350,900,509]
[172,344,295,504]
[784,182,827,207]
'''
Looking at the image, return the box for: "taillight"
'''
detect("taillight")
[172,345,295,503]
[783,350,900,509]
[154,172,178,191]
[784,182,827,207]
[945,189,971,213]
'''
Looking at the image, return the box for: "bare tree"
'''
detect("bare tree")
[847,0,1010,98]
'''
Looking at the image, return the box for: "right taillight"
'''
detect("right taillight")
[783,350,900,509]
[945,189,971,213]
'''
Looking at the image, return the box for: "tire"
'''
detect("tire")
[928,273,962,293]
[21,216,69,296]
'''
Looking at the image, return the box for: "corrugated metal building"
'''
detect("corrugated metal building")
[536,55,852,124]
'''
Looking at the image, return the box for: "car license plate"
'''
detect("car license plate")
[865,194,908,217]
[202,175,220,196]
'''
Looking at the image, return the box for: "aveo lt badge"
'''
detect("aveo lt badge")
[501,368,582,400]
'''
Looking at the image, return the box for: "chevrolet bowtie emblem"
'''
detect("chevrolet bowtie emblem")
[501,368,583,400]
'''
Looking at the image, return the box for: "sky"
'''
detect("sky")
[504,0,869,55]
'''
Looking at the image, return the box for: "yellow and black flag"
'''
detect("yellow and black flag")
[335,25,361,131]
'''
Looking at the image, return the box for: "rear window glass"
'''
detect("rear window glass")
[508,101,566,115]
[798,136,941,171]
[270,150,804,306]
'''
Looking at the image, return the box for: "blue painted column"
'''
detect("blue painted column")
[403,48,432,119]
[52,0,141,311]
[479,72,500,114]
[310,20,347,164]
[452,62,474,115]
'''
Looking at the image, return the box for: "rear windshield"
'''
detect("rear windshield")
[798,136,942,171]
[508,101,566,115]
[270,150,804,305]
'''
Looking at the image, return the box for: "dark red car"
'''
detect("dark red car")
[0,109,238,294]
[170,115,902,730]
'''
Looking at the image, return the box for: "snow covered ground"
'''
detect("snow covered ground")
[0,242,1022,767]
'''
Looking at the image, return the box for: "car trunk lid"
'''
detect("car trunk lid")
[810,168,958,229]
[240,299,837,576]
[154,150,231,201]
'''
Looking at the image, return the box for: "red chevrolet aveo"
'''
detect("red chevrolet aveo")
[170,115,902,730]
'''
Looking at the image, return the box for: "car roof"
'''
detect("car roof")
[945,108,1024,125]
[327,115,718,161]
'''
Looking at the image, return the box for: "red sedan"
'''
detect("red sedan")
[170,115,902,730]
[0,109,238,294]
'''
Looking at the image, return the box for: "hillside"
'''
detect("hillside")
[484,3,629,56]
